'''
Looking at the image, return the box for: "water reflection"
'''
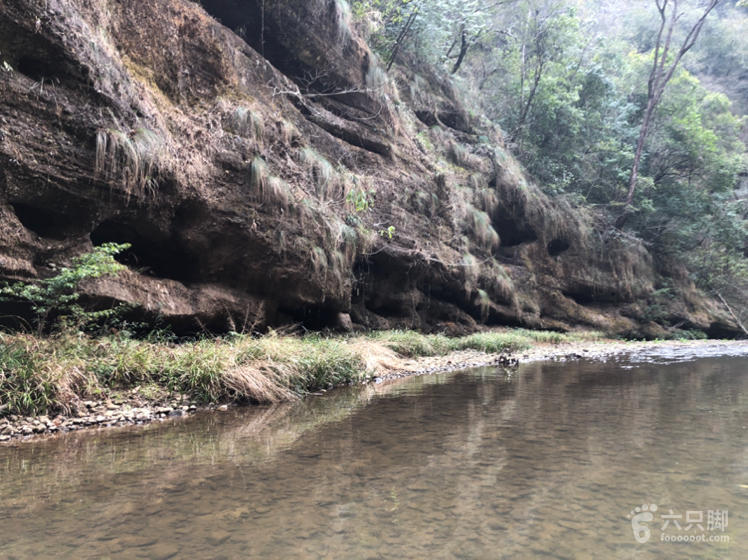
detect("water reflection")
[1,352,747,559]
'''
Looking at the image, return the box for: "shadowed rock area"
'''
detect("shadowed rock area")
[0,0,739,337]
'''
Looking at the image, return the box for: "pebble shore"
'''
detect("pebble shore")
[2,338,742,444]
[0,392,210,443]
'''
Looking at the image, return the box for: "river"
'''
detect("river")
[1,343,747,559]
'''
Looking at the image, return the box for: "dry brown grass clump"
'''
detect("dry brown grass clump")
[95,127,164,200]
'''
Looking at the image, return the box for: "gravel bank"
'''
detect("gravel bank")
[2,338,745,444]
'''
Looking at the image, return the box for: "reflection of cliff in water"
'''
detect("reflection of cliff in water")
[2,354,747,558]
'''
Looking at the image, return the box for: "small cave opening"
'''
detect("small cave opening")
[415,110,438,127]
[11,203,82,240]
[419,279,471,311]
[276,303,341,331]
[483,308,525,328]
[353,253,419,319]
[547,238,571,257]
[706,321,742,340]
[16,55,61,82]
[437,110,471,134]
[90,220,197,283]
[563,289,596,305]
[493,210,538,247]
[0,300,34,332]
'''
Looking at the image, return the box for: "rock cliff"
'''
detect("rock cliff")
[0,0,738,337]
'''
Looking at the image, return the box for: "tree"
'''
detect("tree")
[618,0,720,225]
[508,1,575,145]
[353,0,509,72]
[443,1,517,74]
[0,243,130,333]
[386,1,420,70]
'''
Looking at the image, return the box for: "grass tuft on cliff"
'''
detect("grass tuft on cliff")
[0,329,601,418]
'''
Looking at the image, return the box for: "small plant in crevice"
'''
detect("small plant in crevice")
[415,130,434,152]
[475,288,492,321]
[483,258,516,306]
[249,158,294,213]
[249,156,268,193]
[265,176,291,211]
[365,57,399,102]
[278,119,300,145]
[228,106,265,144]
[299,147,340,200]
[465,204,500,250]
[378,225,396,240]
[326,219,359,264]
[452,142,486,170]
[346,186,375,213]
[411,190,439,217]
[474,187,498,215]
[461,253,480,291]
[0,243,131,334]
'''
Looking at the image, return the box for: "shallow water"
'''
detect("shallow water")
[1,343,747,559]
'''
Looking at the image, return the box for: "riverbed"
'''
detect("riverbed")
[1,343,747,558]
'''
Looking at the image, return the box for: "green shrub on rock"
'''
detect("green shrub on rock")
[0,243,130,333]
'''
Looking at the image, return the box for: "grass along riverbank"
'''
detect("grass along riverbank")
[1,328,600,420]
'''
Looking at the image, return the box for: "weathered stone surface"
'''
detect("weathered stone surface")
[0,0,738,338]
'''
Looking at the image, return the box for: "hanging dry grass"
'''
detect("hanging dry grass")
[95,127,163,201]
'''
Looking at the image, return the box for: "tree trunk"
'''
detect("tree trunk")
[387,4,420,71]
[510,57,543,144]
[717,292,748,336]
[616,100,655,227]
[617,0,719,225]
[451,30,469,74]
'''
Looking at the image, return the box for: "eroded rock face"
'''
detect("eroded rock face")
[0,0,738,337]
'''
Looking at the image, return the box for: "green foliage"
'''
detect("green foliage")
[455,332,532,353]
[620,61,747,296]
[394,0,746,312]
[0,243,130,333]
[372,328,588,358]
[0,327,605,417]
[286,335,363,391]
[346,187,375,212]
[674,329,708,341]
[351,0,421,58]
[379,225,396,239]
[0,338,54,416]
[371,330,452,357]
